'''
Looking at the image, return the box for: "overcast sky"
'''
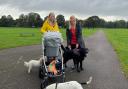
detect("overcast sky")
[0,0,128,21]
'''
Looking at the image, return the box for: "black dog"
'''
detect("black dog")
[61,45,73,67]
[72,48,89,72]
[61,45,89,72]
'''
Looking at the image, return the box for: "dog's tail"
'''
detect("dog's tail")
[80,76,93,85]
[24,61,29,67]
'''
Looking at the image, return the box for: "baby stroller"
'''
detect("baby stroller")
[39,32,65,89]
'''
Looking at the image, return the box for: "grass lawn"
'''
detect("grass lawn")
[0,27,96,50]
[104,29,128,78]
[0,27,42,50]
[83,28,97,37]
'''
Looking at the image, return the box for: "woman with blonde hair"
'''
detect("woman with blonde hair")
[66,15,85,49]
[41,12,59,33]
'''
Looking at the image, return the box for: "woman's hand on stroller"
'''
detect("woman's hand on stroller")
[76,44,79,49]
[68,45,71,50]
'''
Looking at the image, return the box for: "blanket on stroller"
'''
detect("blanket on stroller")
[43,32,63,47]
[43,32,63,57]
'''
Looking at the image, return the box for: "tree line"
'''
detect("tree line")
[0,12,128,28]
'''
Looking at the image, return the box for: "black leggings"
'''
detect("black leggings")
[71,44,80,65]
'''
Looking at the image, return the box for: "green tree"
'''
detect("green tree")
[16,13,43,27]
[34,13,43,27]
[56,14,65,28]
[127,21,128,28]
[105,21,115,28]
[27,12,43,27]
[87,16,101,28]
[16,14,25,27]
[114,20,127,28]
[6,15,14,27]
[0,15,8,27]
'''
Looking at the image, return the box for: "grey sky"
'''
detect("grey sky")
[0,0,128,21]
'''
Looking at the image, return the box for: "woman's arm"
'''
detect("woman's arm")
[40,20,47,34]
[77,23,86,48]
[66,28,70,46]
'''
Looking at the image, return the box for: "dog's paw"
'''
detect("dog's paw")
[71,66,75,70]
[28,71,30,74]
[80,67,84,71]
[65,64,68,68]
[28,69,31,74]
[77,69,81,72]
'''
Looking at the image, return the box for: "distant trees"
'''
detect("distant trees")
[15,12,43,27]
[0,12,43,27]
[27,13,43,27]
[0,15,7,27]
[85,16,101,28]
[81,16,128,28]
[6,15,14,27]
[0,13,128,28]
[0,15,14,27]
[103,20,127,28]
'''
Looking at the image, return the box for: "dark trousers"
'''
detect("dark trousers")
[71,44,80,66]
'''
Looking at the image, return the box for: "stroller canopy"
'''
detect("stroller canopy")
[43,32,63,47]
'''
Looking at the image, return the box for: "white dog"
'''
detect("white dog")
[24,57,43,73]
[46,77,92,89]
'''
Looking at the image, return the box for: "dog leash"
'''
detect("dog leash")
[55,82,58,89]
[55,76,58,89]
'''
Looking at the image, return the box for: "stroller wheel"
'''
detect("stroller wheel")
[62,74,66,82]
[39,66,46,79]
[40,77,48,89]
[40,83,45,89]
